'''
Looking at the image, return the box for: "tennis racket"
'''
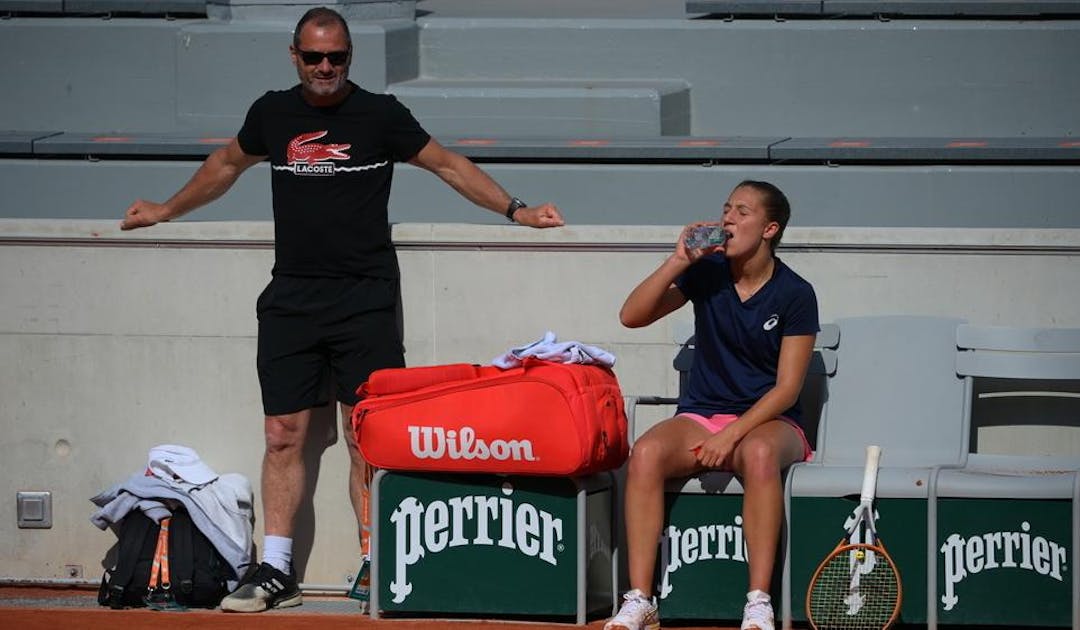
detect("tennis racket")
[347,465,373,613]
[806,445,902,630]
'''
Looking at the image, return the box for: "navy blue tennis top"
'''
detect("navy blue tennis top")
[675,255,819,425]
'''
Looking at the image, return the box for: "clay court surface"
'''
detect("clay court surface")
[0,586,743,630]
[0,587,1039,630]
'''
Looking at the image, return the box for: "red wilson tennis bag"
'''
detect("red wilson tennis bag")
[351,359,628,476]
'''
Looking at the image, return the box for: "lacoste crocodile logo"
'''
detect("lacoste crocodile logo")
[286,130,351,164]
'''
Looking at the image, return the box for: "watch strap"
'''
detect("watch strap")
[506,197,527,223]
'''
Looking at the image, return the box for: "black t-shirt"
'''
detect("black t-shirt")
[237,82,431,278]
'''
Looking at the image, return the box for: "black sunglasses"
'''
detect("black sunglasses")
[296,48,350,66]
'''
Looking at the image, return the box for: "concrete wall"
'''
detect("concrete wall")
[2,219,1078,584]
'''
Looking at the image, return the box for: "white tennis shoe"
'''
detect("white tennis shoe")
[741,589,775,630]
[605,589,659,630]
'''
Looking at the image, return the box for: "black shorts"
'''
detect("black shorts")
[256,275,404,416]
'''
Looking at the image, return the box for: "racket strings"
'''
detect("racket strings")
[808,548,900,629]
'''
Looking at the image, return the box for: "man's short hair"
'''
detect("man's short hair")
[293,6,352,49]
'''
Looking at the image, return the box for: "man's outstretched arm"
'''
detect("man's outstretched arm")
[408,138,564,228]
[121,139,266,230]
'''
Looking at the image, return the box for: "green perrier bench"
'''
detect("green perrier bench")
[368,469,616,623]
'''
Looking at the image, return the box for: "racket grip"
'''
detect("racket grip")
[860,445,882,502]
[360,485,371,556]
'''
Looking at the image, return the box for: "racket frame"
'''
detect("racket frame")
[805,445,903,630]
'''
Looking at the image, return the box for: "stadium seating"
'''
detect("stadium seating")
[784,316,969,626]
[929,325,1080,628]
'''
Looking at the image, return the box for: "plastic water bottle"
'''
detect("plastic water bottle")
[684,225,727,250]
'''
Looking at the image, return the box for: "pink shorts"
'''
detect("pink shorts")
[680,413,813,462]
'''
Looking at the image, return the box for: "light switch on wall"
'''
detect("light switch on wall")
[17,491,52,529]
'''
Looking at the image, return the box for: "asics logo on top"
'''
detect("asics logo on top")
[763,314,779,331]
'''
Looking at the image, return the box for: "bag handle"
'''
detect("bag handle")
[147,517,171,594]
[357,363,484,397]
[350,404,367,440]
[144,517,187,610]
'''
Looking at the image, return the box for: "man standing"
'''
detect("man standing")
[121,6,564,613]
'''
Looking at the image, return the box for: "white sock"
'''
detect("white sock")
[747,589,771,603]
[263,535,293,574]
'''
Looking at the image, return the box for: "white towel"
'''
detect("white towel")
[493,331,616,368]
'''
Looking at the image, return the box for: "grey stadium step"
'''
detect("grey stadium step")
[822,0,1080,15]
[0,131,57,154]
[438,135,778,161]
[686,0,824,15]
[0,0,62,11]
[686,0,1080,15]
[414,19,1080,139]
[7,132,782,161]
[387,79,691,138]
[9,132,1079,165]
[63,0,207,13]
[29,132,233,156]
[0,0,207,13]
[769,137,1080,163]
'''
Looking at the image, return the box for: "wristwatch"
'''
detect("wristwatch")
[505,197,527,223]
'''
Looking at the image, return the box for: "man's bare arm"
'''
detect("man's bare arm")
[121,139,266,230]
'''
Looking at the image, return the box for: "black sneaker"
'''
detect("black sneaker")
[220,562,302,613]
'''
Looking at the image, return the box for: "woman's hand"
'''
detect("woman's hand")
[690,424,740,469]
